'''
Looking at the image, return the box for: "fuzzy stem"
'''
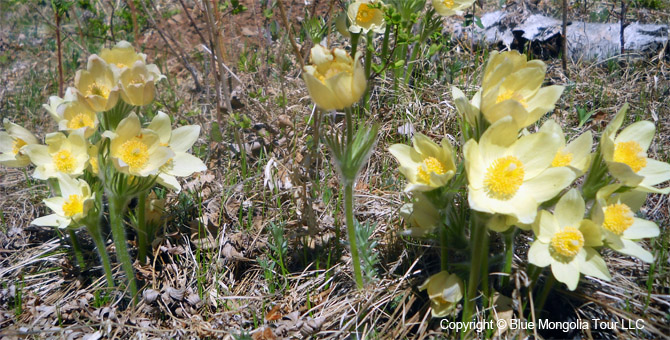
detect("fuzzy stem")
[108,194,138,303]
[363,31,373,111]
[440,225,449,271]
[501,229,515,287]
[463,216,487,321]
[67,229,86,269]
[535,273,555,316]
[345,182,364,289]
[86,219,115,288]
[137,193,148,264]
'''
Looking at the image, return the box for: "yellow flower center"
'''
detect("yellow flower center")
[67,113,95,130]
[53,150,76,173]
[495,89,528,108]
[115,62,127,69]
[87,83,111,99]
[417,157,447,184]
[613,141,647,172]
[550,226,584,258]
[314,62,351,83]
[120,139,150,169]
[356,4,376,24]
[603,203,634,235]
[551,150,573,167]
[62,194,84,217]
[484,156,525,200]
[12,138,27,155]
[442,0,455,8]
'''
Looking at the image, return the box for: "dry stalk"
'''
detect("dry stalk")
[125,0,140,44]
[55,7,63,97]
[276,0,305,69]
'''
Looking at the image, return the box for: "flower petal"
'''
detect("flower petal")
[623,218,659,239]
[528,241,551,267]
[579,248,611,280]
[170,125,200,153]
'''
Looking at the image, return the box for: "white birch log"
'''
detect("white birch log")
[450,10,669,62]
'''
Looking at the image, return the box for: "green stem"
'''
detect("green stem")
[501,229,515,287]
[440,225,449,271]
[137,193,148,264]
[480,226,490,306]
[108,194,138,303]
[86,218,115,288]
[345,107,354,146]
[463,216,487,322]
[67,229,86,269]
[380,25,390,68]
[535,273,555,316]
[350,32,360,58]
[345,182,364,289]
[404,39,422,84]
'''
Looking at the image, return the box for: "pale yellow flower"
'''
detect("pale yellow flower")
[31,173,94,229]
[399,193,441,237]
[601,104,670,194]
[119,62,157,106]
[452,86,481,127]
[335,11,351,38]
[43,88,77,122]
[432,0,475,17]
[0,119,39,168]
[87,143,100,175]
[419,271,464,317]
[539,120,593,175]
[478,51,564,128]
[145,191,165,225]
[102,113,174,177]
[388,133,456,192]
[528,189,610,290]
[55,99,99,138]
[592,184,658,263]
[347,0,385,34]
[23,130,88,179]
[75,55,120,112]
[100,40,165,81]
[147,111,207,191]
[464,117,575,224]
[303,45,366,111]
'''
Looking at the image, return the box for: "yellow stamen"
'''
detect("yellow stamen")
[613,141,647,172]
[12,138,27,155]
[603,203,634,235]
[417,157,447,184]
[53,150,76,173]
[356,4,376,24]
[484,156,525,200]
[442,0,455,8]
[551,150,573,167]
[67,113,95,130]
[550,226,584,258]
[495,89,528,108]
[119,139,149,169]
[87,83,111,99]
[62,194,84,217]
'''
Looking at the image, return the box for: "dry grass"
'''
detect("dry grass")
[1,0,669,339]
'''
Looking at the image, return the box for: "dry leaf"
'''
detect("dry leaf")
[265,305,282,321]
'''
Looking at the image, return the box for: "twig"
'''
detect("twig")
[203,0,233,115]
[55,8,63,97]
[140,0,202,91]
[109,0,116,42]
[177,0,208,47]
[125,0,140,44]
[562,0,568,74]
[276,0,305,69]
[620,0,627,55]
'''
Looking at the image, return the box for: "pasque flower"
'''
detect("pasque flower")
[389,133,456,192]
[102,113,174,177]
[601,104,670,194]
[539,120,593,175]
[119,62,157,106]
[31,173,95,229]
[478,51,564,129]
[0,119,39,168]
[303,45,367,111]
[23,130,89,179]
[347,0,385,34]
[399,193,441,237]
[464,117,575,224]
[432,0,476,17]
[592,184,659,263]
[75,55,120,112]
[147,111,207,191]
[419,271,464,317]
[528,189,610,290]
[99,40,165,81]
[56,99,99,138]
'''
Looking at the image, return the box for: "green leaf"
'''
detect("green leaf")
[210,122,223,142]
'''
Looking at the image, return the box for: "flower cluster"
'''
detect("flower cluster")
[0,41,207,298]
[390,50,669,317]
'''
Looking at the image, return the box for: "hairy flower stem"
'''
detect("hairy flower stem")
[440,226,449,271]
[345,182,364,289]
[501,229,515,287]
[136,193,148,264]
[108,194,138,303]
[86,219,115,288]
[363,32,373,112]
[535,273,555,316]
[463,218,488,321]
[67,229,86,269]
